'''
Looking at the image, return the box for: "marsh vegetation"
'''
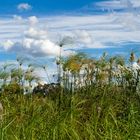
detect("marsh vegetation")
[0,52,140,139]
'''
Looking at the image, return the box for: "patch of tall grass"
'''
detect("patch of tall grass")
[0,52,140,139]
[0,85,140,139]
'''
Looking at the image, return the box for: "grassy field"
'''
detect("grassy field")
[0,52,140,139]
[0,85,140,140]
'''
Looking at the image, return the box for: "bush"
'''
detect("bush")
[2,82,23,95]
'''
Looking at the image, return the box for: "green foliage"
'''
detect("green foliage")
[2,82,23,95]
[0,86,140,139]
[0,52,140,139]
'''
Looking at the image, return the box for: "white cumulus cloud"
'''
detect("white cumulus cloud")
[1,28,75,57]
[17,3,32,11]
[13,15,23,21]
[28,16,38,25]
[74,30,92,44]
[1,40,14,51]
[22,38,60,56]
[24,28,47,39]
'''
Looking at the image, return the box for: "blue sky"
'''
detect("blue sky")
[0,0,103,15]
[0,1,105,9]
[0,0,140,82]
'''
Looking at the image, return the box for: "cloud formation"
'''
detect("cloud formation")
[74,30,92,44]
[1,13,140,46]
[13,15,23,22]
[94,0,140,10]
[17,3,32,11]
[24,28,47,39]
[28,16,38,25]
[1,40,14,51]
[0,0,140,59]
[0,28,75,57]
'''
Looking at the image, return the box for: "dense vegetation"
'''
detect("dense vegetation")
[0,51,140,139]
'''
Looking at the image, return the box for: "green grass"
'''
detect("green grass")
[0,86,140,140]
[0,52,140,139]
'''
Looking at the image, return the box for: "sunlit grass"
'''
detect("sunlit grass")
[0,52,140,139]
[0,85,140,139]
